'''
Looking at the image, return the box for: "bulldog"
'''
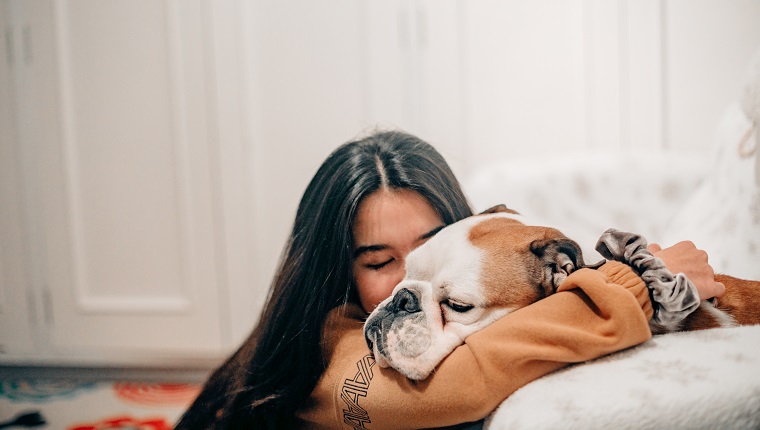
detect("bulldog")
[363,205,760,380]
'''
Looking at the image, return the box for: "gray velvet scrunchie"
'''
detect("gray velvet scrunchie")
[595,228,701,332]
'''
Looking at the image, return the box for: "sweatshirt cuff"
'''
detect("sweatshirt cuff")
[597,261,654,321]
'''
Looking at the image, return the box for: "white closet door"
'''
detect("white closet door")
[363,0,466,177]
[0,0,38,358]
[37,0,225,364]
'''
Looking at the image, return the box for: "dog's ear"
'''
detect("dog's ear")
[479,204,520,215]
[530,237,584,297]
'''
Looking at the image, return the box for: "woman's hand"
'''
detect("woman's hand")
[648,241,726,301]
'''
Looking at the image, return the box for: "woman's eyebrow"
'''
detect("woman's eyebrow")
[353,225,445,259]
[353,244,388,258]
[420,225,445,240]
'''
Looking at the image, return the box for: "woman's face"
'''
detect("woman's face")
[352,188,444,313]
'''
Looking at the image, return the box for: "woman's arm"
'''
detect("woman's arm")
[298,261,652,429]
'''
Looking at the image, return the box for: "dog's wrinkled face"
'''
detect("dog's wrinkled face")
[363,208,583,380]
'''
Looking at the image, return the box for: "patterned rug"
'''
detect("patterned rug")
[0,379,201,429]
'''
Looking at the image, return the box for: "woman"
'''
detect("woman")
[176,130,722,429]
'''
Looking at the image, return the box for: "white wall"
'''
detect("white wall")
[665,0,760,151]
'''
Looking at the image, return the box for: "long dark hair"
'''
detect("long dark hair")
[175,130,473,429]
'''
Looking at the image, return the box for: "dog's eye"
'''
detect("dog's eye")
[446,300,474,313]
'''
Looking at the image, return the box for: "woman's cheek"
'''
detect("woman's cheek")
[376,268,405,302]
[355,269,381,312]
[355,269,402,313]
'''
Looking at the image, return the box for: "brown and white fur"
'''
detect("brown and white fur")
[363,205,760,380]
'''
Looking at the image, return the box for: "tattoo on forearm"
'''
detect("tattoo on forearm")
[341,354,376,429]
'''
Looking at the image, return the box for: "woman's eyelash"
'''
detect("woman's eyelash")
[366,259,393,270]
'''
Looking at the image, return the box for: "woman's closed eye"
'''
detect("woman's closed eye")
[366,258,394,270]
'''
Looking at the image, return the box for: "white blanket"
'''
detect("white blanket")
[485,325,760,430]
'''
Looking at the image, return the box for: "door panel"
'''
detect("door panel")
[40,0,224,361]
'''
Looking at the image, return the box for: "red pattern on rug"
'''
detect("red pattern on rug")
[67,415,172,430]
[113,382,201,406]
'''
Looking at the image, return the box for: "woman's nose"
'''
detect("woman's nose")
[391,265,406,287]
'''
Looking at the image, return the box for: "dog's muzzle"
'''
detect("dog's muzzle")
[364,288,423,353]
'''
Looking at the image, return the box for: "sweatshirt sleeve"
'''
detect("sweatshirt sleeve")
[297,261,653,430]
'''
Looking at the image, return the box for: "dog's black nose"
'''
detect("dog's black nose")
[365,328,376,351]
[364,317,382,352]
[391,288,421,314]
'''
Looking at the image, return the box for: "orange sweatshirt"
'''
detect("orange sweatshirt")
[296,261,654,429]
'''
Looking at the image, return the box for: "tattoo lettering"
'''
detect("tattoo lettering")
[341,354,376,429]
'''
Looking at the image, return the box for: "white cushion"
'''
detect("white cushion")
[485,325,760,430]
